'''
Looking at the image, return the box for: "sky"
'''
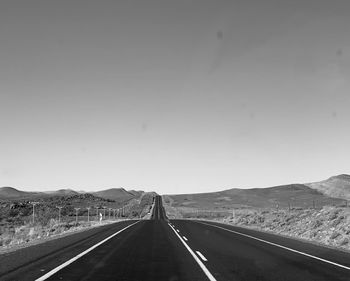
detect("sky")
[1,0,350,194]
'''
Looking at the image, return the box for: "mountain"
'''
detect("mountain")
[306,174,350,200]
[0,187,40,199]
[167,183,343,210]
[92,188,137,202]
[128,190,144,197]
[43,189,79,197]
[0,187,81,200]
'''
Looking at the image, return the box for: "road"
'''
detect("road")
[151,195,167,220]
[0,195,349,280]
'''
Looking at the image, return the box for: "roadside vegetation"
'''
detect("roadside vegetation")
[163,196,350,252]
[0,192,156,250]
[225,206,350,251]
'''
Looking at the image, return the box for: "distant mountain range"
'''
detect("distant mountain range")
[167,174,350,209]
[1,175,349,208]
[0,186,145,203]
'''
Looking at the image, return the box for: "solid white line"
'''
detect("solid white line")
[196,221,350,271]
[196,251,208,261]
[36,221,140,281]
[168,223,217,281]
[183,236,188,241]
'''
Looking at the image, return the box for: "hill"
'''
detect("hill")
[0,187,41,199]
[42,189,79,197]
[167,183,344,210]
[92,188,137,203]
[128,190,144,197]
[306,174,350,200]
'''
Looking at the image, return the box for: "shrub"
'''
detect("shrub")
[340,237,349,246]
[329,209,340,220]
[330,231,341,240]
[311,219,323,229]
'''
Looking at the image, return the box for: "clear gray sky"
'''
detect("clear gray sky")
[1,0,349,194]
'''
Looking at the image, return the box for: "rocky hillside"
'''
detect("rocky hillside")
[306,174,350,200]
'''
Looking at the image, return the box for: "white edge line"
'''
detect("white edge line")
[168,223,216,281]
[196,221,350,271]
[196,251,208,262]
[183,236,188,241]
[36,221,140,280]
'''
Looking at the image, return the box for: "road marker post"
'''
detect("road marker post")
[86,207,90,222]
[56,206,63,223]
[74,208,80,225]
[30,202,39,224]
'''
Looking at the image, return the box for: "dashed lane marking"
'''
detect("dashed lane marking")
[183,236,188,241]
[168,223,217,281]
[196,251,208,262]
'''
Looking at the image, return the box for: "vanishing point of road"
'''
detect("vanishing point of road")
[1,195,350,280]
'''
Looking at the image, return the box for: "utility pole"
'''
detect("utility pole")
[103,207,106,220]
[31,202,39,224]
[96,207,99,221]
[74,208,80,224]
[57,206,63,223]
[87,207,90,222]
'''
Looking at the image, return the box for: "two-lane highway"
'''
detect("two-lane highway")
[169,219,350,281]
[151,195,167,220]
[1,195,349,280]
[0,196,208,281]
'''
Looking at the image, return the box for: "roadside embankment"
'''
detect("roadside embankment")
[222,206,350,251]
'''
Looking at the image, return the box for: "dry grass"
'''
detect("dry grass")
[0,218,125,252]
[224,207,350,251]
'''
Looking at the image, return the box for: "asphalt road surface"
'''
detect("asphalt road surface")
[1,195,349,280]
